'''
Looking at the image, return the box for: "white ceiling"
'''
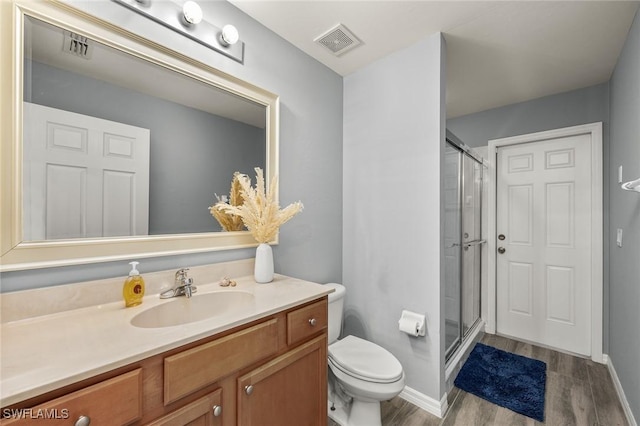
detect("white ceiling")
[228,0,640,118]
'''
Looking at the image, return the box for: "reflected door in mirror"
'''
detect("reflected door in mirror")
[23,102,150,240]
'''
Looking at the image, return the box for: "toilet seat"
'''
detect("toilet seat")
[328,335,403,384]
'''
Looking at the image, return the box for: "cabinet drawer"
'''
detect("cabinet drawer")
[2,369,142,425]
[147,388,222,426]
[164,318,279,405]
[287,299,327,346]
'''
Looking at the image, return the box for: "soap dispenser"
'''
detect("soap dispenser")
[123,261,145,307]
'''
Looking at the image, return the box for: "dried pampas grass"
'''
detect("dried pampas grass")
[218,167,303,243]
[209,172,245,231]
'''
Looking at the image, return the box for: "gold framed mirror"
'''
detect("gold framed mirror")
[0,0,279,271]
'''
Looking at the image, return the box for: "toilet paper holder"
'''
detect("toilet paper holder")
[398,310,426,337]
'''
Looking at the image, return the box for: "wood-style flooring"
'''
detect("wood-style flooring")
[329,334,629,426]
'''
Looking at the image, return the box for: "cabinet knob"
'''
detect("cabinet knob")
[308,318,317,326]
[75,416,91,426]
[212,405,222,417]
[245,385,254,395]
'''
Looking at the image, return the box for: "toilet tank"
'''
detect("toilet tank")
[325,283,346,344]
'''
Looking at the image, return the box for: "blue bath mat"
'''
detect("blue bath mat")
[454,343,546,421]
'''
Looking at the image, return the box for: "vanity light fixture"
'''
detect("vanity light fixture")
[182,1,203,25]
[112,0,244,63]
[220,24,239,46]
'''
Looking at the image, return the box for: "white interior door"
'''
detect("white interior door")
[496,134,592,356]
[23,102,150,240]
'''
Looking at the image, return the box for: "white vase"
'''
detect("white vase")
[254,243,274,283]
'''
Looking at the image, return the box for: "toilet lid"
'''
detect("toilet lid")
[328,335,403,383]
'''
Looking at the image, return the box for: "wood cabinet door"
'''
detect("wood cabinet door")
[237,335,327,426]
[147,389,223,426]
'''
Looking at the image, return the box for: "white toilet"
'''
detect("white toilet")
[326,283,405,426]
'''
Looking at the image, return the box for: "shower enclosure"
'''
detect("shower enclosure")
[444,131,484,361]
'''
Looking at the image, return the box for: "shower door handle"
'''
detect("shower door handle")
[498,247,506,254]
[462,240,486,251]
[463,240,486,248]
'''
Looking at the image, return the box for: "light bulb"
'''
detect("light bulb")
[182,1,203,25]
[220,24,239,46]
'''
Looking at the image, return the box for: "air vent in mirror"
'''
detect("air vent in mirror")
[63,31,93,59]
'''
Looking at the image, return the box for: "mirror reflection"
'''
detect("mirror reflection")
[23,16,266,241]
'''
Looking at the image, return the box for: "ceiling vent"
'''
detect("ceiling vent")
[314,24,361,56]
[62,31,93,59]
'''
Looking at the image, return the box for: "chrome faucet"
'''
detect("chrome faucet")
[160,268,197,299]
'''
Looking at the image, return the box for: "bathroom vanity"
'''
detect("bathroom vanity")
[0,267,330,425]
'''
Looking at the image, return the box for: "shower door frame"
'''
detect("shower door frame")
[444,133,485,362]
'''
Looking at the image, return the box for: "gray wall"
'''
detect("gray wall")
[343,33,446,401]
[1,0,343,292]
[27,60,264,235]
[447,83,609,149]
[609,10,640,421]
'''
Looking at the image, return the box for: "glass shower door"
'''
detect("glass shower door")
[444,139,483,361]
[461,156,482,336]
[444,143,461,357]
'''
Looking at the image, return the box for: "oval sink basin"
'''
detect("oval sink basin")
[131,291,255,328]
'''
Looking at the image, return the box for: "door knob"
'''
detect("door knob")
[212,405,222,417]
[308,318,317,326]
[498,247,506,254]
[245,385,254,395]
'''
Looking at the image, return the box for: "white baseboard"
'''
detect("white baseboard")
[399,386,448,418]
[604,354,638,426]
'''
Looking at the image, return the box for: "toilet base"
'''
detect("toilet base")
[327,398,382,426]
[350,399,382,426]
[327,399,348,426]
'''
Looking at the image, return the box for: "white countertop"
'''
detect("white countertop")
[0,274,332,407]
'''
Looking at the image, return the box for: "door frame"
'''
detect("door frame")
[486,122,603,363]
